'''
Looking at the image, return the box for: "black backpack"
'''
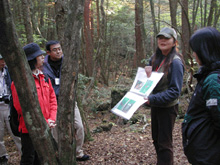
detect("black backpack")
[9,99,20,137]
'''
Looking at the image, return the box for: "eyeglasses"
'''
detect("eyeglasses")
[51,47,62,52]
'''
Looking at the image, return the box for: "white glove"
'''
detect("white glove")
[48,119,56,128]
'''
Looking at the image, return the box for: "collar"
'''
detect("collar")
[194,61,220,80]
[32,69,43,77]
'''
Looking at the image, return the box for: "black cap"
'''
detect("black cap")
[23,43,45,61]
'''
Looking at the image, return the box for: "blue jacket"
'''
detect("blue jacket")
[182,61,220,164]
[148,56,184,107]
[43,55,63,99]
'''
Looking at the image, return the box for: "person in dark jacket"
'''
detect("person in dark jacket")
[0,54,21,164]
[182,27,220,164]
[43,40,89,161]
[145,27,184,165]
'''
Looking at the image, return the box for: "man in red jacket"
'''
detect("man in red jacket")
[11,43,57,165]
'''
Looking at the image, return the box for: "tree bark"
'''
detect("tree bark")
[169,0,177,28]
[207,0,216,26]
[192,0,200,31]
[149,0,157,51]
[96,0,100,40]
[134,0,145,68]
[22,0,34,43]
[83,0,94,77]
[181,0,191,63]
[55,0,67,46]
[57,0,85,163]
[0,0,58,164]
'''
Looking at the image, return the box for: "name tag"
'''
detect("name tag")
[206,98,218,106]
[55,78,60,85]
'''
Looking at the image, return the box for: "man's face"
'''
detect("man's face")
[0,59,6,70]
[47,44,63,61]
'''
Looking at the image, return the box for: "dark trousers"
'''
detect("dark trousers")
[151,104,178,165]
[20,133,40,165]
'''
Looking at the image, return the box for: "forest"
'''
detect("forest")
[0,0,220,164]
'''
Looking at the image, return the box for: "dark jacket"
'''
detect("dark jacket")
[4,66,12,90]
[148,56,184,107]
[43,55,63,99]
[182,61,220,165]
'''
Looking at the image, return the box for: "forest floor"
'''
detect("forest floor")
[5,106,190,165]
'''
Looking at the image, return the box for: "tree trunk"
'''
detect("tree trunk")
[57,0,85,163]
[39,0,46,38]
[213,5,220,27]
[169,0,177,28]
[207,0,216,26]
[22,0,34,43]
[181,0,191,63]
[55,0,67,46]
[0,0,58,164]
[134,0,145,68]
[96,0,100,40]
[149,0,157,51]
[84,0,94,77]
[204,0,208,26]
[192,0,200,31]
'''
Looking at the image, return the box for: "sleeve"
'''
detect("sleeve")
[11,82,23,116]
[202,74,220,133]
[148,59,184,105]
[48,78,57,122]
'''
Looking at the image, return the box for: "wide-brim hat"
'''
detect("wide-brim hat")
[23,43,45,61]
[156,27,177,40]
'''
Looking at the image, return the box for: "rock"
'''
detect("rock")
[92,123,113,133]
[97,100,111,111]
[100,123,113,132]
[111,85,130,108]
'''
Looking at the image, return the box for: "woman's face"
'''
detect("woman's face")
[35,55,45,69]
[157,36,176,56]
[192,52,202,66]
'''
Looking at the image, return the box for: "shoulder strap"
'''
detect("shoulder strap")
[44,73,49,83]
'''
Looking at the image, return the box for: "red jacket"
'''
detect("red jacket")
[11,73,57,133]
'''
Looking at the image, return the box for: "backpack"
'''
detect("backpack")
[9,99,20,137]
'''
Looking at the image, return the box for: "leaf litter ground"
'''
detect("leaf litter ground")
[5,107,190,165]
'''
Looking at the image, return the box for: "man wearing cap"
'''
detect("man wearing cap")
[11,43,57,164]
[144,27,184,164]
[43,40,90,161]
[0,54,21,164]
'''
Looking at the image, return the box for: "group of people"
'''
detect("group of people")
[0,41,89,164]
[1,26,220,165]
[145,26,220,165]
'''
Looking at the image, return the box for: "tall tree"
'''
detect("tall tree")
[55,0,67,45]
[149,0,157,51]
[96,0,100,39]
[22,0,34,43]
[191,0,200,31]
[134,0,146,68]
[84,0,94,77]
[181,0,191,63]
[0,0,58,164]
[57,0,85,163]
[169,0,178,28]
[207,0,216,26]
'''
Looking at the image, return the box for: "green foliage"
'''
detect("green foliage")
[77,73,92,99]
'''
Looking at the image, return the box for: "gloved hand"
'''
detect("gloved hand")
[48,119,56,128]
